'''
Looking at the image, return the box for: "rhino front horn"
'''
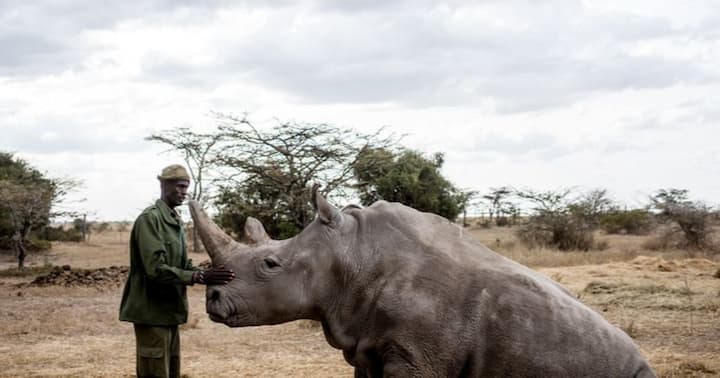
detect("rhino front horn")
[188,200,236,263]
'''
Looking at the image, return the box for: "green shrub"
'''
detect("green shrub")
[43,226,82,242]
[1,236,52,252]
[651,189,715,250]
[516,213,595,251]
[0,264,55,277]
[600,209,653,235]
[514,188,612,251]
[26,238,51,252]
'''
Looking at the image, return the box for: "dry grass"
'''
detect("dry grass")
[1,227,719,377]
[467,226,718,268]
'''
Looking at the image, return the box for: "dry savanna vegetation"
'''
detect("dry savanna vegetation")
[1,224,719,378]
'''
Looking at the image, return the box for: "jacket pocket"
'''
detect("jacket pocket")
[137,346,166,377]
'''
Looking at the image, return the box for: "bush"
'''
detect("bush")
[495,216,511,227]
[43,226,82,242]
[516,213,595,251]
[641,230,674,251]
[26,238,51,252]
[514,188,611,251]
[600,209,653,235]
[0,236,52,252]
[651,189,715,250]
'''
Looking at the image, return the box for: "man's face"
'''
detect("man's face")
[161,179,190,208]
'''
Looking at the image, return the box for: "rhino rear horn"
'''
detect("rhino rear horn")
[312,184,341,226]
[188,200,236,263]
[244,217,270,244]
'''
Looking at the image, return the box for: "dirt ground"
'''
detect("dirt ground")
[1,229,719,377]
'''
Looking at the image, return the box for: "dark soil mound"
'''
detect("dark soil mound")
[30,265,129,287]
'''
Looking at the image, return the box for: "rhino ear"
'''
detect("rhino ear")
[244,217,270,245]
[312,184,341,226]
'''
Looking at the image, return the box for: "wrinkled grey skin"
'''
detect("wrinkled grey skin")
[189,193,656,378]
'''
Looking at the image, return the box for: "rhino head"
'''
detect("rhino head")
[188,190,345,327]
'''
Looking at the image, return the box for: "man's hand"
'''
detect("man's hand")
[192,265,235,285]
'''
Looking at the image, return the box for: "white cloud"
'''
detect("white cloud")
[1,0,719,219]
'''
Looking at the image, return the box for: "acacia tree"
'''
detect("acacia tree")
[145,127,225,251]
[481,186,514,226]
[650,188,713,249]
[515,188,613,251]
[457,190,478,227]
[212,113,397,238]
[569,189,616,228]
[145,127,224,205]
[0,181,53,268]
[0,152,78,268]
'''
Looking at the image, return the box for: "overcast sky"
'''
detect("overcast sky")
[1,0,718,221]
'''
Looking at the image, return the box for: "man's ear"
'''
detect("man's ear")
[312,184,341,226]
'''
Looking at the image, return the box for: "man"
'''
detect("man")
[119,164,234,378]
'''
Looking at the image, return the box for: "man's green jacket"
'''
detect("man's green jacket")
[119,200,198,325]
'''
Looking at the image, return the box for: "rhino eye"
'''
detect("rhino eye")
[263,257,281,269]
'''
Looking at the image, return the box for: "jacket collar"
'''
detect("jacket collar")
[156,199,182,227]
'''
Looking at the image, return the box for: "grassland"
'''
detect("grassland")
[0,227,718,377]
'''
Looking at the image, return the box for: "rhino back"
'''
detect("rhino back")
[339,201,651,377]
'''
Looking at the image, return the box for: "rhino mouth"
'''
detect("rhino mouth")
[207,295,258,327]
[213,312,261,327]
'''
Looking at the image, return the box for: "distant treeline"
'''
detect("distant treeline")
[2,115,717,270]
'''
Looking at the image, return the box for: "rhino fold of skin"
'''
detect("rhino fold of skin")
[189,192,656,378]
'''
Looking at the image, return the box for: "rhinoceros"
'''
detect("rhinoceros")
[188,191,655,377]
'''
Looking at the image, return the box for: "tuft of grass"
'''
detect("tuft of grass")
[632,284,693,296]
[660,360,717,377]
[550,272,564,284]
[584,281,620,294]
[0,265,55,278]
[295,319,322,329]
[620,319,639,339]
[594,240,610,251]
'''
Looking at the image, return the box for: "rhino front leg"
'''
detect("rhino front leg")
[378,346,429,378]
[381,358,424,378]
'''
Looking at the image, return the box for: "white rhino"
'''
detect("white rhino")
[189,190,655,377]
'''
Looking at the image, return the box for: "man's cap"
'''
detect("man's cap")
[157,164,191,181]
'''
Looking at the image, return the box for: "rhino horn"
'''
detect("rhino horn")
[244,217,270,245]
[312,184,341,226]
[188,200,236,262]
